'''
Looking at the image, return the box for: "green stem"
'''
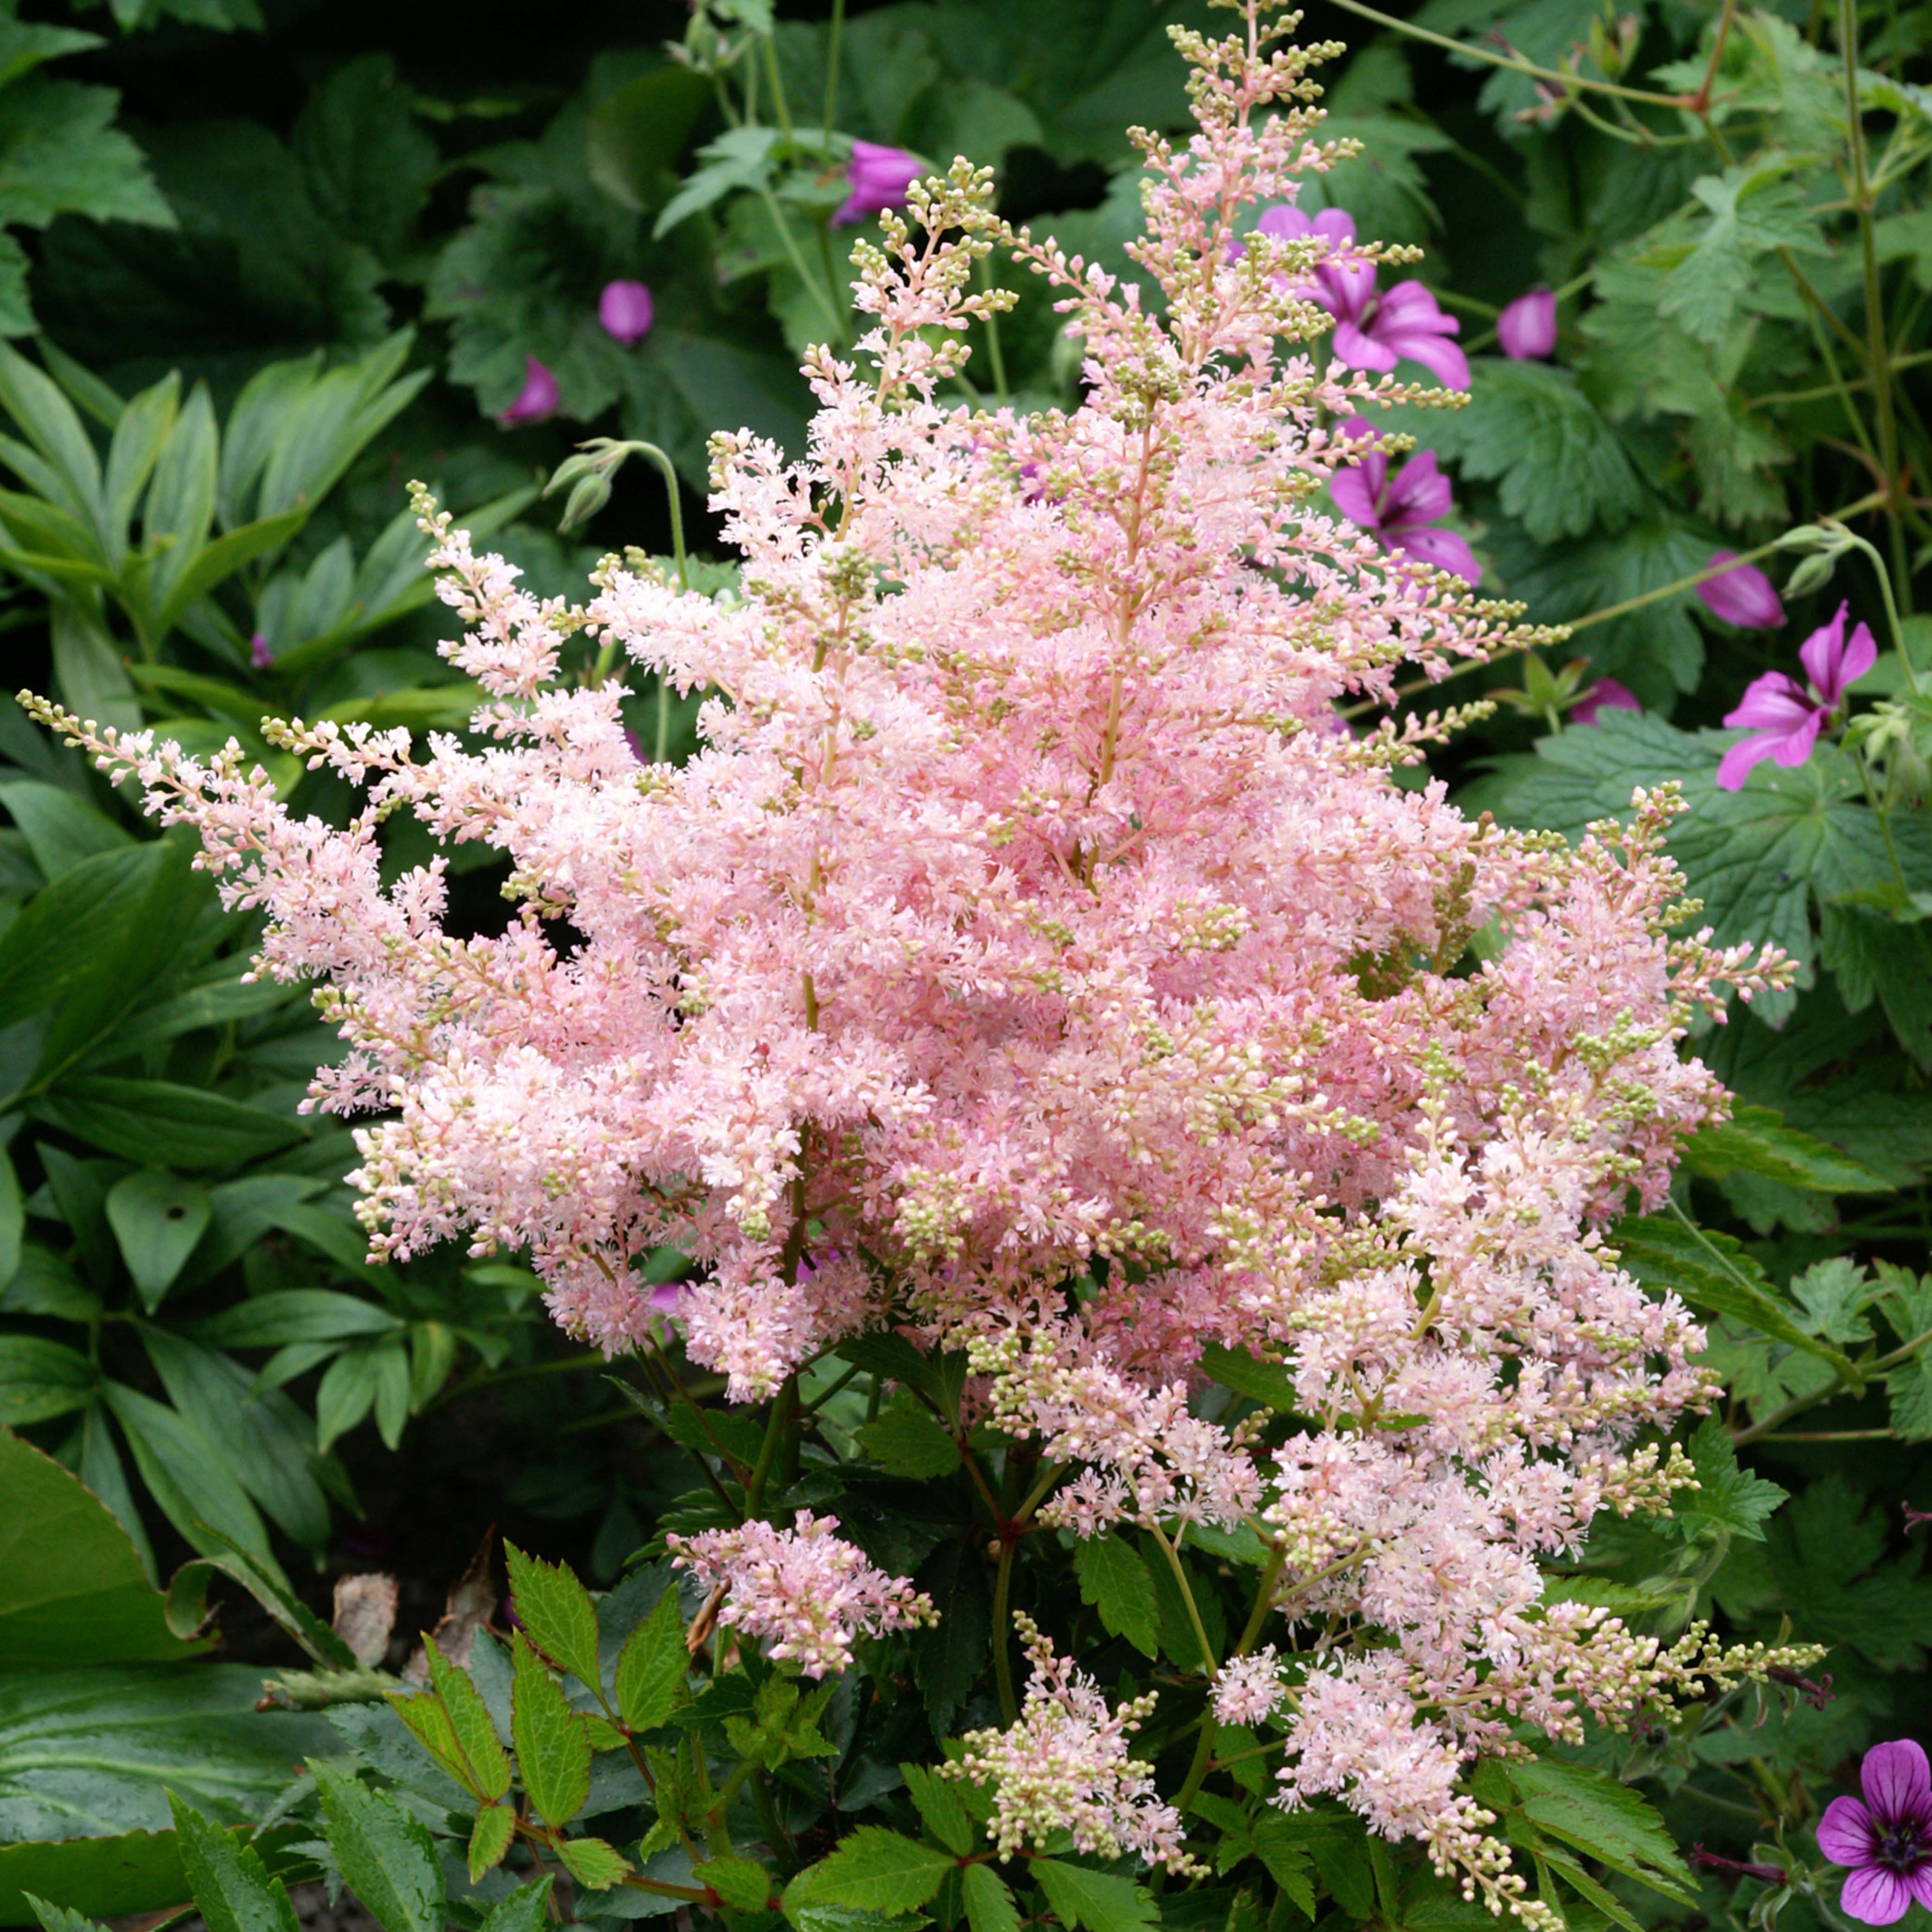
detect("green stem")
[1320,0,1695,107]
[1147,1524,1218,1674]
[1733,1323,1932,1446]
[763,33,795,147]
[760,185,846,342]
[1838,526,1922,693]
[745,1373,799,1513]
[822,0,844,147]
[992,1532,1019,1724]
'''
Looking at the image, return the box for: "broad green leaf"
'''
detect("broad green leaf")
[100,1380,276,1569]
[425,1634,512,1799]
[510,1632,590,1828]
[0,77,172,240]
[33,1078,303,1170]
[0,780,127,879]
[701,1855,771,1912]
[792,1828,954,1915]
[292,56,438,269]
[0,339,101,528]
[467,1803,515,1881]
[854,1397,961,1477]
[585,65,712,211]
[0,845,175,1036]
[0,1425,193,1663]
[504,1540,603,1688]
[1504,1760,1694,1900]
[102,373,179,560]
[47,606,140,736]
[1071,1534,1160,1660]
[314,1339,407,1454]
[901,1762,973,1855]
[0,1147,19,1292]
[1250,1814,1317,1919]
[613,1589,688,1734]
[167,1794,299,1932]
[387,1684,476,1794]
[4,1843,192,1928]
[0,1335,94,1425]
[187,1290,402,1349]
[166,1544,355,1668]
[1030,1860,1157,1932]
[1611,1213,1849,1372]
[1660,162,1827,347]
[1199,1342,1298,1410]
[311,1763,443,1932]
[104,1172,210,1311]
[962,1865,1019,1932]
[477,1879,552,1932]
[155,510,309,639]
[142,384,217,619]
[1683,1106,1893,1194]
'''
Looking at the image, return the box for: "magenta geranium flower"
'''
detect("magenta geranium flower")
[1717,599,1875,790]
[1329,418,1480,585]
[599,279,655,346]
[1819,1740,1932,1924]
[1698,550,1785,629]
[498,357,560,428]
[249,630,273,670]
[1497,287,1557,360]
[1255,205,1467,390]
[1572,677,1639,725]
[832,141,923,227]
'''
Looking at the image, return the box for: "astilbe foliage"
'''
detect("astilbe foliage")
[26,3,1813,1916]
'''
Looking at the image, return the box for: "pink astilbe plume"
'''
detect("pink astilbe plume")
[667,1509,936,1678]
[24,2,1808,1915]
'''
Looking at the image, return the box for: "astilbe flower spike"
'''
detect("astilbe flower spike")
[23,6,1808,1917]
[667,1510,935,1678]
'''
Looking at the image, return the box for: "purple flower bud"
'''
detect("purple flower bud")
[498,357,560,428]
[1697,551,1785,629]
[1571,677,1639,725]
[831,141,924,228]
[249,631,274,670]
[1497,287,1557,361]
[599,279,655,347]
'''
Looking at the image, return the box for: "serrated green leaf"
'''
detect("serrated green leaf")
[854,1398,961,1477]
[1071,1534,1160,1660]
[1504,1760,1694,1901]
[312,1761,444,1932]
[167,1794,298,1932]
[388,1685,478,1795]
[510,1630,590,1827]
[477,1879,552,1932]
[1684,1106,1893,1194]
[467,1802,515,1882]
[793,1828,954,1916]
[426,1633,513,1798]
[1249,1814,1316,1919]
[613,1588,688,1733]
[702,1855,773,1912]
[961,1864,1019,1932]
[24,1896,105,1932]
[1668,1416,1787,1545]
[559,1837,634,1893]
[901,1762,974,1856]
[504,1539,603,1688]
[1031,1860,1156,1932]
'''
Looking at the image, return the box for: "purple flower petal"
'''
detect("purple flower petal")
[499,357,560,427]
[1716,730,1788,791]
[1801,602,1878,708]
[1843,1866,1913,1926]
[1722,670,1817,733]
[1697,551,1785,629]
[1770,708,1826,766]
[1571,678,1639,725]
[1390,524,1480,585]
[1818,1796,1877,1866]
[832,140,924,227]
[1331,317,1399,372]
[1908,1866,1932,1913]
[249,631,273,670]
[599,279,655,346]
[1383,448,1453,530]
[1863,1741,1932,1824]
[1377,327,1470,392]
[1330,464,1383,530]
[1498,287,1557,360]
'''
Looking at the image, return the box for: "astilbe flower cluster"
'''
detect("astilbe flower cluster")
[948,1613,1202,1876]
[666,1509,935,1678]
[26,3,1811,1915]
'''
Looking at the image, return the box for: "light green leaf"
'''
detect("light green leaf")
[962,1864,1020,1932]
[510,1631,590,1828]
[425,1635,513,1800]
[701,1855,771,1913]
[1030,1860,1157,1932]
[613,1589,688,1734]
[854,1397,961,1477]
[791,1828,953,1916]
[1199,1342,1298,1411]
[901,1762,974,1856]
[1667,1416,1787,1545]
[477,1880,552,1932]
[467,1803,515,1882]
[1684,1106,1893,1194]
[1071,1535,1160,1660]
[504,1540,603,1688]
[1504,1759,1695,1900]
[187,1291,402,1349]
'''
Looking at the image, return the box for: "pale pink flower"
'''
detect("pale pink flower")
[1697,551,1784,629]
[1212,1648,1288,1726]
[1818,1740,1932,1925]
[1255,205,1467,389]
[1717,600,1875,790]
[599,280,655,346]
[832,141,923,227]
[948,1614,1204,1875]
[1330,418,1480,584]
[1496,288,1556,361]
[499,357,560,427]
[666,1509,934,1678]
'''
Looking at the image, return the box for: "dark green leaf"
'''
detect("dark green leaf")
[1072,1534,1160,1660]
[962,1864,1020,1932]
[1199,1344,1298,1411]
[167,1795,298,1932]
[0,1336,95,1426]
[1030,1860,1156,1932]
[854,1398,961,1478]
[311,1762,444,1932]
[1666,1416,1787,1544]
[1504,1760,1694,1900]
[103,1171,210,1312]
[901,1762,973,1856]
[187,1290,402,1349]
[32,1079,304,1170]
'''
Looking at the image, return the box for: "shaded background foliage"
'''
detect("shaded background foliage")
[4,0,1932,1927]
